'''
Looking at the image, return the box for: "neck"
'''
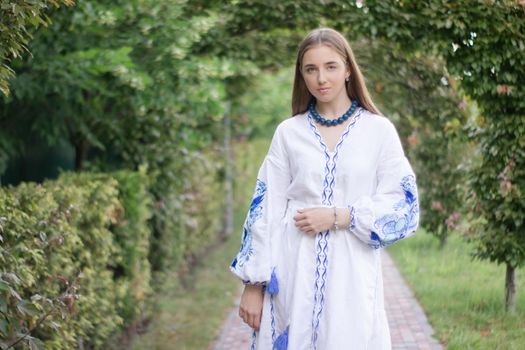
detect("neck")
[315,95,352,120]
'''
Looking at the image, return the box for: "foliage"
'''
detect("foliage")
[0,170,152,349]
[131,136,271,350]
[109,168,153,322]
[233,67,294,139]
[467,117,525,267]
[338,0,525,309]
[0,0,75,96]
[150,147,226,274]
[0,1,259,276]
[0,0,240,167]
[351,37,469,246]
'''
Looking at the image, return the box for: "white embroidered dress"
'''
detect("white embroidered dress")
[230,108,419,350]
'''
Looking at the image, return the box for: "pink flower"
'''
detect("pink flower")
[446,212,460,230]
[431,201,444,211]
[496,84,513,95]
[407,133,419,147]
[500,180,512,195]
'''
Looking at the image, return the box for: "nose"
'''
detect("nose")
[317,68,327,84]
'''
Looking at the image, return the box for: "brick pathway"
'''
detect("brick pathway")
[212,251,443,350]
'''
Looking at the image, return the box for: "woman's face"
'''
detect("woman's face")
[301,45,350,105]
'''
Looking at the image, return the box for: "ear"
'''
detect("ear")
[345,65,351,80]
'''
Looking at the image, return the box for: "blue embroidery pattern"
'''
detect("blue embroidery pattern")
[369,175,419,249]
[250,330,257,350]
[307,108,364,349]
[231,179,267,270]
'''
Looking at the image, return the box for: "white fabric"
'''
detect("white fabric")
[230,108,419,350]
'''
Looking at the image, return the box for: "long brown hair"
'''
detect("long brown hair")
[292,28,382,116]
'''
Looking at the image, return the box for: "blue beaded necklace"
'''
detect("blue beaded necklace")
[308,99,359,127]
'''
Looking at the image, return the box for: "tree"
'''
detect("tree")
[350,38,469,247]
[344,0,525,312]
[0,0,266,273]
[0,0,74,96]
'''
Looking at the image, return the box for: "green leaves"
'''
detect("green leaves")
[0,0,75,96]
[0,318,7,337]
[16,300,40,317]
[27,337,45,350]
[0,280,10,292]
[0,170,155,348]
[340,1,525,307]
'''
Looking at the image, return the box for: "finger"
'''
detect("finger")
[294,213,306,221]
[296,219,311,228]
[301,227,314,235]
[254,312,262,331]
[248,313,257,329]
[295,217,309,224]
[298,222,312,232]
[295,222,307,230]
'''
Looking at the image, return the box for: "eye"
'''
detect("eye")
[328,65,337,70]
[305,67,316,73]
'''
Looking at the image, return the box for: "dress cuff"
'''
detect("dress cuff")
[347,205,356,230]
[242,280,267,286]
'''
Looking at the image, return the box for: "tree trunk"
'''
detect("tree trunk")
[74,139,89,172]
[505,263,516,313]
[439,233,448,250]
[222,100,233,241]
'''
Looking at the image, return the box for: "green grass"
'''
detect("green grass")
[130,231,242,350]
[388,231,525,350]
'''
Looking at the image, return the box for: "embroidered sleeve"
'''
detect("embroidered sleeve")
[230,124,290,284]
[348,120,419,249]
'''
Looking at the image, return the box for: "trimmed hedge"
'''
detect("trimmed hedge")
[149,149,225,275]
[0,150,226,349]
[0,170,152,349]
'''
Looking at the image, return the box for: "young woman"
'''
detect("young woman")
[230,27,419,350]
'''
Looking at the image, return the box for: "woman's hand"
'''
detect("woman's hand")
[239,284,264,331]
[293,207,335,236]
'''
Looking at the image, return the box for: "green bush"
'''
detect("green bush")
[111,169,153,323]
[0,170,152,349]
[150,149,226,275]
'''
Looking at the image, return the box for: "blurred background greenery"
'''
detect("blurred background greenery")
[1,1,524,349]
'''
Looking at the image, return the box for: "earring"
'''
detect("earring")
[345,76,350,82]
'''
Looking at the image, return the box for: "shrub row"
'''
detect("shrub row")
[0,170,152,349]
[0,149,226,349]
[148,150,226,276]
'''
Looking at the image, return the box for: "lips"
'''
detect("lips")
[318,87,331,93]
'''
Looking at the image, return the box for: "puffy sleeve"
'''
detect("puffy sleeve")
[348,120,420,249]
[230,123,291,284]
